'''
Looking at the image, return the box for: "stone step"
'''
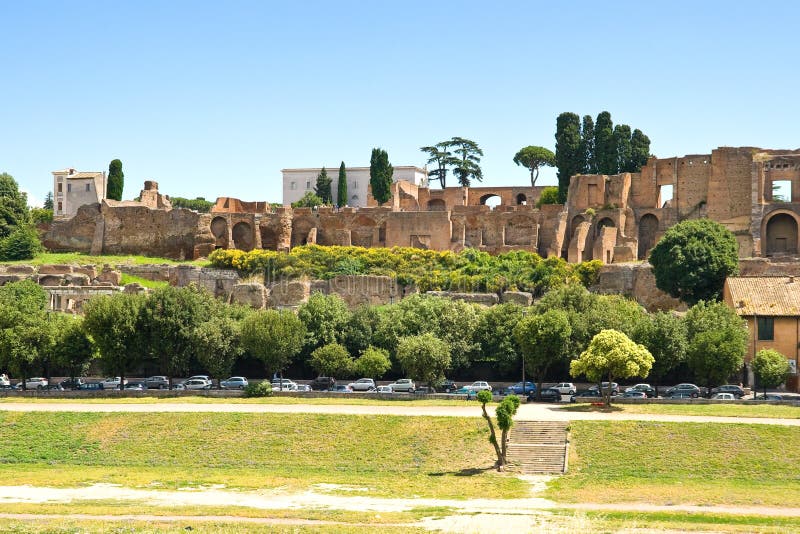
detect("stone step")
[507,421,569,474]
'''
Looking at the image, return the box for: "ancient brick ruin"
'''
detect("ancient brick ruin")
[44,147,800,263]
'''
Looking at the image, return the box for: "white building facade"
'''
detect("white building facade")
[282,166,428,207]
[52,168,107,218]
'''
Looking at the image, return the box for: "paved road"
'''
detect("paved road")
[1,401,799,426]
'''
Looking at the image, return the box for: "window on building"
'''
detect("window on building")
[86,183,91,192]
[57,183,62,193]
[57,201,62,212]
[757,317,774,341]
[352,181,358,189]
[67,183,71,193]
[351,194,359,201]
[306,181,311,189]
[290,181,297,190]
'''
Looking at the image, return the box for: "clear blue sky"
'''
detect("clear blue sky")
[2,1,798,206]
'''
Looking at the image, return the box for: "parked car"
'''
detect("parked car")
[624,383,656,398]
[348,378,376,392]
[188,375,213,387]
[0,374,10,387]
[439,379,458,393]
[465,381,492,392]
[505,381,535,395]
[295,384,312,392]
[667,391,697,400]
[710,392,736,400]
[182,378,212,390]
[666,383,701,398]
[754,393,784,401]
[77,382,105,391]
[570,390,602,403]
[270,378,298,391]
[388,379,416,393]
[21,377,49,390]
[710,384,745,399]
[220,376,249,390]
[374,385,392,394]
[45,384,64,391]
[622,390,647,399]
[101,377,128,389]
[331,384,352,393]
[588,382,619,395]
[59,378,85,390]
[530,387,561,402]
[125,382,147,391]
[552,382,576,396]
[310,376,336,391]
[144,376,170,389]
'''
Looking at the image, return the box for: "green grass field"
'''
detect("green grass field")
[563,402,800,419]
[0,395,477,406]
[548,420,800,507]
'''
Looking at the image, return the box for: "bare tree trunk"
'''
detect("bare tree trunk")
[480,402,503,470]
[500,428,509,466]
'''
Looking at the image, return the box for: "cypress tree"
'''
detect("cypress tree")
[554,112,582,203]
[630,129,652,172]
[369,148,393,205]
[614,124,633,173]
[107,159,124,201]
[314,167,332,204]
[337,162,348,207]
[594,112,617,175]
[580,115,596,174]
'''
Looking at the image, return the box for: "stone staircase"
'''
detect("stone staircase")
[506,421,569,474]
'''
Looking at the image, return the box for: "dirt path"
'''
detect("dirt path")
[1,401,799,426]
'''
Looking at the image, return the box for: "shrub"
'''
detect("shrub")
[536,186,560,207]
[0,225,44,260]
[243,381,273,397]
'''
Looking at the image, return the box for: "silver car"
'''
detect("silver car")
[219,376,248,390]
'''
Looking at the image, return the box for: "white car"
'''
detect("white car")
[101,377,128,388]
[553,382,576,395]
[466,381,492,392]
[219,376,248,389]
[0,374,10,387]
[182,378,212,390]
[711,392,736,400]
[348,378,376,392]
[23,377,49,389]
[187,375,213,387]
[388,379,416,393]
[374,385,392,393]
[270,379,298,391]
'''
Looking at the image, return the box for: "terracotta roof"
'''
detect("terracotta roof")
[726,276,800,316]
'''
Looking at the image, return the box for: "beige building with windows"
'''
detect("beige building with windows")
[724,276,800,392]
[52,168,107,218]
[282,166,427,208]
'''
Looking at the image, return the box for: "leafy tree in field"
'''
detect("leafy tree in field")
[353,346,391,380]
[752,349,791,397]
[536,186,560,207]
[170,197,214,212]
[513,146,555,187]
[580,115,596,174]
[314,167,333,204]
[554,112,582,203]
[649,219,739,305]
[297,292,352,356]
[629,129,651,171]
[632,311,687,396]
[83,293,146,390]
[0,225,43,260]
[107,159,124,201]
[369,148,393,205]
[291,191,325,208]
[570,329,654,406]
[337,162,348,207]
[395,333,451,391]
[43,192,54,210]
[52,315,95,383]
[420,141,457,188]
[534,284,599,357]
[0,281,50,389]
[30,208,53,224]
[194,314,244,388]
[587,294,647,341]
[613,124,632,173]
[473,303,526,375]
[594,111,617,175]
[240,309,305,378]
[342,305,381,357]
[0,172,29,238]
[477,390,520,470]
[514,310,571,400]
[309,342,353,379]
[685,301,748,394]
[450,137,484,187]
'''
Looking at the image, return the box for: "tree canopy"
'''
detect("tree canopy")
[291,191,325,208]
[420,141,457,189]
[314,167,333,204]
[369,148,393,205]
[514,309,571,400]
[309,342,353,378]
[337,162,348,207]
[395,333,451,391]
[107,159,124,201]
[649,219,739,305]
[241,309,305,376]
[450,137,483,187]
[554,113,582,203]
[684,300,748,392]
[513,146,555,187]
[752,349,790,395]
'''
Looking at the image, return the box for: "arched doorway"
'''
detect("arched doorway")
[571,215,584,236]
[210,217,229,249]
[291,220,314,248]
[596,217,615,238]
[427,199,446,211]
[516,193,527,205]
[480,194,502,209]
[638,214,659,260]
[260,227,278,251]
[766,213,798,255]
[232,222,254,251]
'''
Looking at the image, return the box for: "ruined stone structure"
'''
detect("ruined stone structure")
[44,147,800,264]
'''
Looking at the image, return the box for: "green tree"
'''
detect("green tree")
[309,342,353,378]
[353,346,391,380]
[291,191,325,208]
[0,281,51,389]
[649,219,739,305]
[450,137,484,187]
[395,333,451,391]
[570,329,654,406]
[314,167,333,204]
[473,303,525,375]
[52,316,95,383]
[240,309,305,378]
[752,348,791,397]
[477,390,520,470]
[420,141,457,188]
[632,311,687,397]
[514,310,572,400]
[29,208,53,224]
[536,186,560,207]
[43,191,54,210]
[337,162,348,207]
[685,301,748,394]
[0,225,43,261]
[580,115,596,174]
[342,305,381,357]
[83,293,146,390]
[297,292,352,356]
[369,148,393,205]
[613,124,633,173]
[554,112,582,203]
[170,197,214,212]
[194,313,244,388]
[0,172,29,239]
[513,146,555,187]
[594,111,617,175]
[629,129,651,171]
[107,159,124,201]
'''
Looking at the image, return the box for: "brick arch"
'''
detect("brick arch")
[427,199,446,211]
[595,217,615,238]
[763,210,800,256]
[637,213,659,260]
[291,218,316,247]
[210,216,229,249]
[232,221,254,251]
